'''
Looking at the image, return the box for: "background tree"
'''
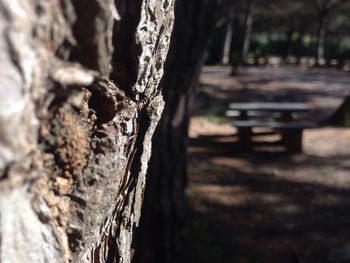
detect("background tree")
[242,0,254,59]
[253,0,306,59]
[323,1,350,63]
[0,0,174,262]
[206,0,350,68]
[311,0,350,64]
[229,0,254,72]
[222,6,236,64]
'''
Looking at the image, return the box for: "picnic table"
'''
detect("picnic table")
[226,102,313,153]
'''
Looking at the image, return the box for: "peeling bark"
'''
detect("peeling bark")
[0,0,174,262]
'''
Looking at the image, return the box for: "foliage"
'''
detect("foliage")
[207,0,350,64]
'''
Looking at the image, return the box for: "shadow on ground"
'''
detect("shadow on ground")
[179,66,350,263]
[180,134,350,263]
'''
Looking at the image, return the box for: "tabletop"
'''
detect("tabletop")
[228,102,310,112]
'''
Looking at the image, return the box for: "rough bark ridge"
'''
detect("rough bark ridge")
[0,0,174,262]
[134,1,223,262]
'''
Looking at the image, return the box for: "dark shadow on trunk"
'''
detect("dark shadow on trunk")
[133,1,223,262]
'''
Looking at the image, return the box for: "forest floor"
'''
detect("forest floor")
[181,66,350,263]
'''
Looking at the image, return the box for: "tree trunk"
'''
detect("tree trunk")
[231,0,253,74]
[295,23,306,60]
[284,16,295,59]
[0,0,174,262]
[316,10,329,64]
[242,0,254,59]
[222,6,235,65]
[134,1,222,262]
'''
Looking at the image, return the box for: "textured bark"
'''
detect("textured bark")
[134,1,223,263]
[0,0,174,262]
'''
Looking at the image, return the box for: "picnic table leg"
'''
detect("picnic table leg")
[281,129,303,153]
[239,110,248,120]
[279,112,293,122]
[238,127,252,151]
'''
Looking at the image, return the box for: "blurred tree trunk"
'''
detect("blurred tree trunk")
[242,0,254,59]
[313,0,348,65]
[316,10,329,64]
[284,16,296,59]
[295,22,306,60]
[134,1,223,263]
[231,0,253,74]
[0,0,174,262]
[222,6,235,65]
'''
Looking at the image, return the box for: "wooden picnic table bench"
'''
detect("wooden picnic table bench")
[226,102,313,153]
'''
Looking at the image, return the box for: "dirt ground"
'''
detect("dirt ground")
[181,66,350,263]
